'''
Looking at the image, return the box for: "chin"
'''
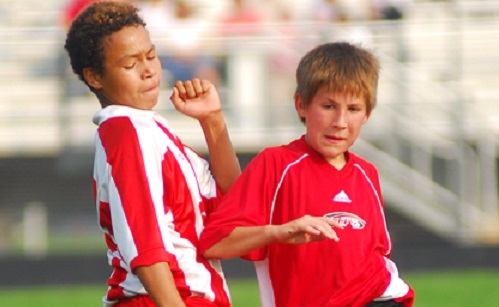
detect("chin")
[146,99,159,109]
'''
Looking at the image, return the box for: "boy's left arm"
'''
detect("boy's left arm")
[170,79,240,194]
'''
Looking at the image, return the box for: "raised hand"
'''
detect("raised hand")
[169,78,221,120]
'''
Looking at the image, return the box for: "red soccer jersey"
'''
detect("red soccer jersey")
[92,105,230,306]
[200,136,413,307]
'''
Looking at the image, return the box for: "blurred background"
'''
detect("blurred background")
[1,0,499,290]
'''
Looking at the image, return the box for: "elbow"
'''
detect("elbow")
[218,172,241,195]
[202,247,216,259]
[199,239,219,259]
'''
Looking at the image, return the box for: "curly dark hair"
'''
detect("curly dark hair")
[64,1,146,89]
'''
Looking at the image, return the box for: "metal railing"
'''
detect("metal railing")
[0,1,498,254]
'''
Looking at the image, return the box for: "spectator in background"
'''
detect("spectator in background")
[266,1,302,126]
[138,0,224,88]
[310,0,377,46]
[164,0,223,87]
[312,0,349,23]
[61,0,135,28]
[61,0,97,28]
[217,0,265,36]
[372,0,411,63]
[311,0,377,22]
[134,0,175,35]
[372,0,411,20]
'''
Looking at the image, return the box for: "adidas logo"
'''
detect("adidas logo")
[333,190,352,203]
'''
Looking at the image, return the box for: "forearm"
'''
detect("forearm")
[199,111,241,194]
[136,262,185,307]
[203,225,276,259]
[203,215,343,259]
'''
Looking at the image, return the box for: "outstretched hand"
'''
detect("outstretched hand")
[170,78,221,120]
[274,215,343,245]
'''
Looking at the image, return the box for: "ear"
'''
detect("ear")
[83,67,103,90]
[362,112,370,124]
[294,93,306,118]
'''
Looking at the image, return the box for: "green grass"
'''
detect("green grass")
[0,285,105,307]
[0,279,260,307]
[0,270,498,306]
[405,269,499,306]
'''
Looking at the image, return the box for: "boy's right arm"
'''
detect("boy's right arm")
[170,79,241,194]
[203,215,343,259]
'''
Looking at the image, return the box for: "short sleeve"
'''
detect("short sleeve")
[199,149,282,260]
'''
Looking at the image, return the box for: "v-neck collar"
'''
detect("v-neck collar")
[294,135,355,176]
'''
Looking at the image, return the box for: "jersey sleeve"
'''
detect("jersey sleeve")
[199,148,282,261]
[363,159,392,258]
[98,117,173,272]
[370,165,384,207]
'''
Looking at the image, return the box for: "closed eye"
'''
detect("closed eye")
[147,51,157,61]
[124,62,136,69]
[147,47,157,61]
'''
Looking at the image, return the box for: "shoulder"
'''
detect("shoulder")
[95,107,163,153]
[94,106,156,125]
[349,152,383,197]
[349,152,378,174]
[259,138,308,161]
[249,139,310,172]
[96,107,158,136]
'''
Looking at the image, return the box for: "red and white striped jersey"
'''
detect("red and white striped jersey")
[92,105,230,306]
[200,136,413,307]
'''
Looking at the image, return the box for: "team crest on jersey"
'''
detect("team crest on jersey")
[324,212,366,229]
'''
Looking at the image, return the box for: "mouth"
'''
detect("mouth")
[325,135,345,142]
[144,85,159,94]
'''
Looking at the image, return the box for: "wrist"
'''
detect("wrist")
[265,225,281,243]
[199,111,226,138]
[199,110,224,126]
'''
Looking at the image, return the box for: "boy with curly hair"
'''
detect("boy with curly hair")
[65,1,240,306]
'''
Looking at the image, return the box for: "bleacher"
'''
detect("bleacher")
[0,0,499,259]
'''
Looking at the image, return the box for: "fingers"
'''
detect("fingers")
[169,87,183,111]
[174,78,211,100]
[282,215,343,244]
[325,216,344,230]
[311,220,341,242]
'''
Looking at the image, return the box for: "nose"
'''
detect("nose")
[142,59,158,79]
[332,108,347,129]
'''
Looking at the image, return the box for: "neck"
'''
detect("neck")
[96,91,114,109]
[328,153,347,170]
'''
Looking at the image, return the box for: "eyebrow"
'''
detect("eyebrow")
[116,45,156,63]
[324,97,365,107]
